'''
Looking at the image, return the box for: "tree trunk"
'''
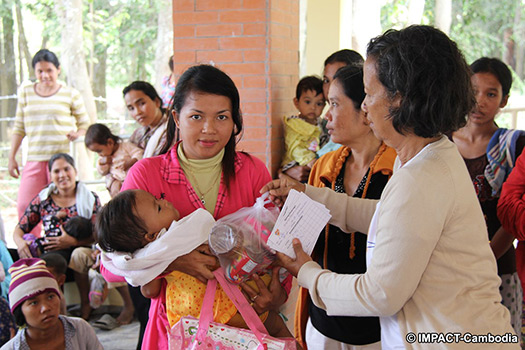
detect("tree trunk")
[154,0,173,91]
[93,49,107,119]
[56,0,97,123]
[503,28,515,70]
[435,0,452,34]
[1,2,17,140]
[514,0,523,78]
[15,0,34,81]
[55,0,95,180]
[407,0,425,25]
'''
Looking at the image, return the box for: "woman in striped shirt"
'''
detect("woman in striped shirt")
[8,49,89,234]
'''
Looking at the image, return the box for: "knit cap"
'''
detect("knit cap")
[8,258,60,312]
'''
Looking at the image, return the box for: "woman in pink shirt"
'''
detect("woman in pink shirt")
[114,65,289,349]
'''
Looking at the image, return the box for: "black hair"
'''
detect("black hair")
[84,123,122,148]
[324,49,364,68]
[64,216,94,241]
[96,190,147,253]
[333,65,365,110]
[296,75,323,100]
[48,153,75,172]
[470,57,512,98]
[32,49,60,69]
[13,305,26,327]
[162,65,243,190]
[41,253,68,276]
[168,55,174,72]
[366,25,474,138]
[122,81,166,115]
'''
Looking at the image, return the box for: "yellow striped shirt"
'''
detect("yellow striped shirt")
[13,83,90,161]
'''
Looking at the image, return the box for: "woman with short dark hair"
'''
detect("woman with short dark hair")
[264,26,517,349]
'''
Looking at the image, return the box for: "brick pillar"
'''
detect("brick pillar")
[172,0,299,177]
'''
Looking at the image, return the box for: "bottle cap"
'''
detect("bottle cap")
[209,224,238,255]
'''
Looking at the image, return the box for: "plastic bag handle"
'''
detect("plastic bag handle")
[194,277,218,344]
[195,268,269,350]
[255,192,272,208]
[214,269,269,349]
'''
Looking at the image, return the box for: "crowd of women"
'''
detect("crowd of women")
[1,24,525,350]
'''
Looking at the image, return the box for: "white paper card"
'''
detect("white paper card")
[267,189,331,258]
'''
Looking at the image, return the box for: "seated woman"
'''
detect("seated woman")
[2,258,102,349]
[12,153,133,323]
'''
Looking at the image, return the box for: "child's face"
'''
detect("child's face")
[133,190,180,242]
[46,267,66,287]
[293,89,325,123]
[87,139,116,157]
[469,72,509,125]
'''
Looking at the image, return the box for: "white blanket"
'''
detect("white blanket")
[101,208,215,286]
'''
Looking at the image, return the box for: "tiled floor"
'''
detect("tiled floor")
[93,318,139,350]
[69,304,140,350]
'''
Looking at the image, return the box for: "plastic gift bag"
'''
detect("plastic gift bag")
[168,268,296,350]
[208,193,279,284]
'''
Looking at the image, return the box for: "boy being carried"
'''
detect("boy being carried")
[281,76,326,176]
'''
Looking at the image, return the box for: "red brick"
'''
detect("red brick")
[242,114,269,127]
[242,102,267,114]
[172,51,196,64]
[271,100,295,115]
[269,75,292,88]
[196,24,243,37]
[220,10,266,23]
[243,127,268,140]
[270,36,297,50]
[244,49,266,62]
[220,36,266,50]
[173,11,218,25]
[174,37,219,51]
[291,25,299,40]
[237,139,268,153]
[229,75,243,90]
[196,50,243,63]
[270,22,291,38]
[172,63,194,76]
[173,0,193,11]
[270,49,297,63]
[239,88,267,102]
[174,25,195,38]
[221,62,265,75]
[196,0,242,11]
[271,88,293,101]
[284,13,298,26]
[272,0,292,12]
[243,0,266,9]
[269,9,286,23]
[270,62,298,75]
[244,23,266,36]
[243,75,267,89]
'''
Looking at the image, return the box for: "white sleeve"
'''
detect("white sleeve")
[298,167,452,317]
[305,185,379,234]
